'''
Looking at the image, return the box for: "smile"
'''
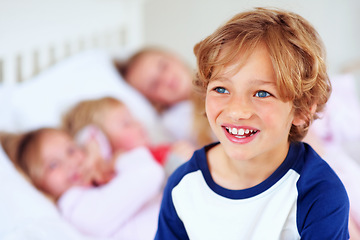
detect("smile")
[225,127,258,138]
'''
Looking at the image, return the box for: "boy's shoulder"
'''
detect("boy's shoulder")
[295,142,348,199]
[165,143,217,189]
[293,142,349,238]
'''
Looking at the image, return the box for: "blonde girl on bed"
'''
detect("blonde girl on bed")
[62,96,195,175]
[0,127,166,239]
[114,47,214,147]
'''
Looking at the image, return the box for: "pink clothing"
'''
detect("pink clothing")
[57,147,165,239]
[310,74,360,229]
[75,124,113,161]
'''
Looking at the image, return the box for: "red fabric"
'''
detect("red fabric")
[149,145,172,166]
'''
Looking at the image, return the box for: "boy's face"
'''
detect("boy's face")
[38,131,89,199]
[126,52,192,107]
[102,105,149,152]
[205,44,302,163]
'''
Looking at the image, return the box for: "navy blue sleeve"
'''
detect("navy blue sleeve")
[296,156,350,239]
[155,170,189,240]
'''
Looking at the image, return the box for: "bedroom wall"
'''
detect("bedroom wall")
[143,0,360,77]
[0,0,145,83]
[0,0,145,51]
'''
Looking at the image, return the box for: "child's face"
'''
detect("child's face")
[205,44,302,162]
[102,105,149,152]
[126,52,192,106]
[38,131,89,199]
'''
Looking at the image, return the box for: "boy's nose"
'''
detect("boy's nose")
[226,95,253,120]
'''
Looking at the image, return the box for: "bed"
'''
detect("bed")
[2,53,360,239]
[1,2,360,238]
[0,1,167,239]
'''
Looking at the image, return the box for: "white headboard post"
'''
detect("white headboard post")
[0,0,145,85]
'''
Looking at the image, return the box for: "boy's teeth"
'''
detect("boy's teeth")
[231,128,237,134]
[226,127,254,136]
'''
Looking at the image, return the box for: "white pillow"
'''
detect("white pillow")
[0,145,100,240]
[6,50,159,137]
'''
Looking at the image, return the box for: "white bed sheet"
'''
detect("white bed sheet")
[0,49,168,238]
[0,144,105,240]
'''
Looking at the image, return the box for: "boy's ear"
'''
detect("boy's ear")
[292,103,317,126]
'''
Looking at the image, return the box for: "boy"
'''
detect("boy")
[155,7,349,240]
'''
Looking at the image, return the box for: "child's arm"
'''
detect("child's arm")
[297,167,350,239]
[81,136,115,186]
[149,141,195,167]
[57,147,165,237]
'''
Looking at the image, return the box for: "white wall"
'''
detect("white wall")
[0,0,145,83]
[143,0,360,76]
[0,0,145,52]
[1,0,358,83]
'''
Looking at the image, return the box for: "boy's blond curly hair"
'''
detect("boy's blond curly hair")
[193,7,331,142]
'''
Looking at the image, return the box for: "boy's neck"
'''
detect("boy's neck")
[206,143,289,190]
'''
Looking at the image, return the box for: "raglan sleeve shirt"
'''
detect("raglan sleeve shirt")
[155,142,350,240]
[294,145,350,239]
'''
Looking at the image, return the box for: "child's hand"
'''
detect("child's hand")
[84,136,103,165]
[170,141,196,161]
[82,136,116,186]
[90,160,116,186]
[81,158,115,187]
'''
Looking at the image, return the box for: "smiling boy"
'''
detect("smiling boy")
[155,7,349,240]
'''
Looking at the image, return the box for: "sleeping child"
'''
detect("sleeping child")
[0,127,165,239]
[61,96,196,176]
[114,47,214,147]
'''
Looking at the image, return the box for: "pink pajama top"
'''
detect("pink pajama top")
[57,147,165,239]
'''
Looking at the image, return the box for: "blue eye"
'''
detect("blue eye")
[255,90,270,98]
[214,87,229,94]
